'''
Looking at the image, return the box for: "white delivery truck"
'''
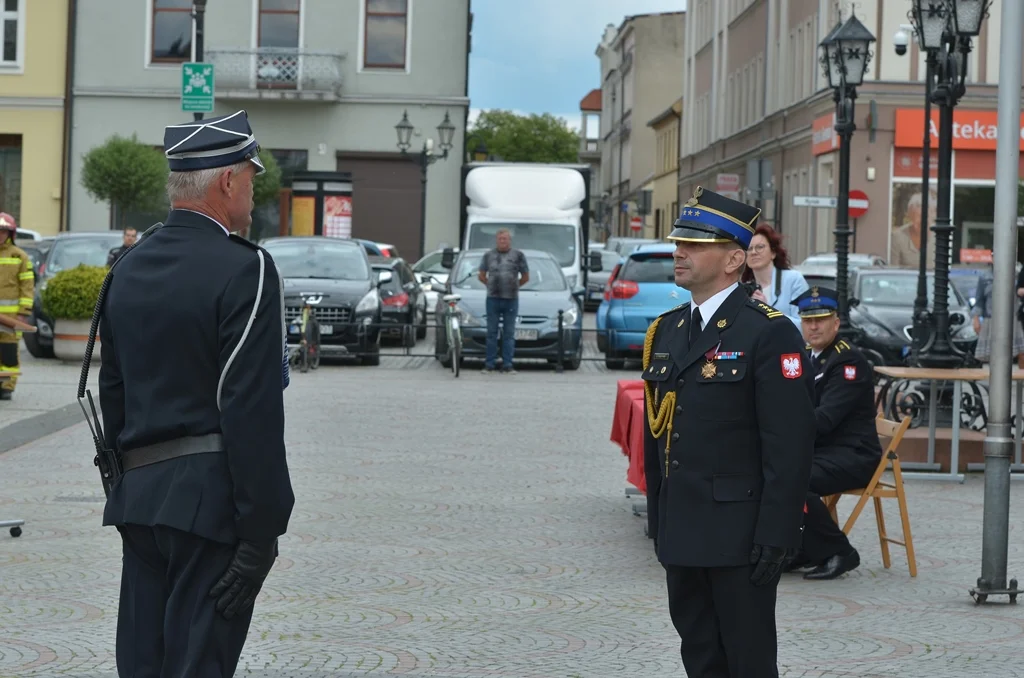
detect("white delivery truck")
[458,162,595,290]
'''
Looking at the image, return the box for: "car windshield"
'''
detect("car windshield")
[414,251,450,275]
[264,241,369,280]
[452,254,566,291]
[47,236,122,275]
[621,253,674,283]
[466,223,577,267]
[857,274,963,307]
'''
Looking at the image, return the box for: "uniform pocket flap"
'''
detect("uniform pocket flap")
[698,362,747,382]
[642,359,673,382]
[712,473,762,502]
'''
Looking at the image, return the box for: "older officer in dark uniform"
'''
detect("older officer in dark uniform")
[643,187,816,678]
[97,110,295,677]
[784,286,881,581]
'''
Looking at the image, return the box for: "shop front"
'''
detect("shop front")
[891,108,1024,268]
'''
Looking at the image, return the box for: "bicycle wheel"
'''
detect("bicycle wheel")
[452,337,461,378]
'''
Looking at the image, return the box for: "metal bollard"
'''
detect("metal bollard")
[556,310,564,374]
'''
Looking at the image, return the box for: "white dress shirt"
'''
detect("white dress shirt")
[179,209,229,236]
[691,282,739,330]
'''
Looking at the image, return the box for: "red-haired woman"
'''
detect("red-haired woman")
[742,224,810,327]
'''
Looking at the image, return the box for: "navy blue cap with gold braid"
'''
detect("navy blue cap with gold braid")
[668,186,761,249]
[163,110,266,175]
[794,285,839,319]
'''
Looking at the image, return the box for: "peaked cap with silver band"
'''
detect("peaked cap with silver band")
[668,186,761,249]
[163,110,265,175]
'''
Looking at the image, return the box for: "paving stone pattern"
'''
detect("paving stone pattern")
[2,356,1024,677]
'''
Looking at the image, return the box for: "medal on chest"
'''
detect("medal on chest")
[701,342,721,379]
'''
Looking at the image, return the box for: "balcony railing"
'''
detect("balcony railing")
[205,48,345,101]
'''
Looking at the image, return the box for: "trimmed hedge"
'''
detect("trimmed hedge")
[41,265,108,321]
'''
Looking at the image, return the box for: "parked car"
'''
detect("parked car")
[849,267,977,367]
[412,247,460,310]
[432,248,586,370]
[19,237,55,279]
[584,249,624,310]
[795,253,886,291]
[604,236,661,257]
[368,255,428,346]
[800,252,887,268]
[596,243,691,369]
[24,232,123,359]
[261,236,389,366]
[376,242,400,258]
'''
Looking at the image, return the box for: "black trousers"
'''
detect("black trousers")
[665,564,779,678]
[801,459,875,564]
[116,524,253,678]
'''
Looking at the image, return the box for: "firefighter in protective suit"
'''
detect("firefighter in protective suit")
[0,212,34,399]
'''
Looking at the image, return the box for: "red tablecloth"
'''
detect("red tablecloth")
[610,380,647,494]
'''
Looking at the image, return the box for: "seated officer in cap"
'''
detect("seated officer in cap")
[643,186,815,677]
[97,110,295,677]
[784,286,881,581]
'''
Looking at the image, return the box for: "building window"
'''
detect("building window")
[0,135,22,222]
[1,0,24,68]
[257,0,301,89]
[151,0,192,63]
[364,0,408,69]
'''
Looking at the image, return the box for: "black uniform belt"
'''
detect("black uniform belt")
[122,434,225,471]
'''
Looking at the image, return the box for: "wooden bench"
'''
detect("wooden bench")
[822,415,918,577]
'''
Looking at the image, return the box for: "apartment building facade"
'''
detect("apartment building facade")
[577,88,602,235]
[67,0,471,260]
[596,11,685,238]
[0,0,71,235]
[647,97,681,240]
[680,0,1016,266]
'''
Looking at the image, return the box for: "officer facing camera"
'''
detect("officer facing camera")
[93,110,295,677]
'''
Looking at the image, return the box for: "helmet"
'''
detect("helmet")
[0,212,15,240]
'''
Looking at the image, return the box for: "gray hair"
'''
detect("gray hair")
[907,189,938,211]
[166,161,251,203]
[496,228,511,238]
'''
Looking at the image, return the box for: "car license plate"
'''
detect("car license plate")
[320,324,333,335]
[514,329,538,341]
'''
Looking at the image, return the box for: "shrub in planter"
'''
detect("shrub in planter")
[41,264,108,321]
[41,264,108,361]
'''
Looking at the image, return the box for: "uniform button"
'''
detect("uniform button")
[747,489,754,497]
[675,405,682,414]
[677,379,685,388]
[671,432,680,442]
[671,460,680,470]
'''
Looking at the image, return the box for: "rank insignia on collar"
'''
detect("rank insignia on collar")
[678,316,685,327]
[717,319,727,328]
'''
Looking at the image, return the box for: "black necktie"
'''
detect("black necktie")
[690,307,703,345]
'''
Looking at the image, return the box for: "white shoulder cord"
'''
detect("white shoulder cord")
[217,249,265,411]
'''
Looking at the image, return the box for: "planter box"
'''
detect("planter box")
[53,319,100,363]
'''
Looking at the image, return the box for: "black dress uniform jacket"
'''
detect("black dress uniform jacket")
[99,209,295,546]
[809,338,882,479]
[643,286,816,567]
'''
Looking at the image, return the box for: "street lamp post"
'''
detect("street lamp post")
[818,12,876,343]
[912,0,989,368]
[192,0,208,122]
[395,110,456,259]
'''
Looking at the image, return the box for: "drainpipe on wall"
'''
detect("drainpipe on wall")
[60,0,77,232]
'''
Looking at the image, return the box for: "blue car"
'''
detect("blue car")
[597,243,691,369]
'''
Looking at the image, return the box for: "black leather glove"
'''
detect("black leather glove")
[749,544,789,587]
[209,539,278,619]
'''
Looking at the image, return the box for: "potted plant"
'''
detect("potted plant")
[40,264,108,362]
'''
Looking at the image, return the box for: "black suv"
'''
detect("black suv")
[368,255,427,347]
[25,232,123,359]
[260,236,390,366]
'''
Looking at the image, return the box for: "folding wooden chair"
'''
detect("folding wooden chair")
[822,415,917,577]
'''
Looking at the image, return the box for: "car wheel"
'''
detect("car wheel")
[23,330,53,359]
[361,344,381,366]
[604,347,625,370]
[596,330,607,354]
[416,305,427,340]
[563,338,583,371]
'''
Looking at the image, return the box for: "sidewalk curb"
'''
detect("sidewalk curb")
[0,402,84,456]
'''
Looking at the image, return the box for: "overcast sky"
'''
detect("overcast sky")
[467,0,685,131]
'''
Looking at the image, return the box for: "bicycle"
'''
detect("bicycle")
[289,299,321,373]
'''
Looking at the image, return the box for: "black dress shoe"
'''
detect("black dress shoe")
[782,554,814,573]
[0,390,11,401]
[803,549,860,580]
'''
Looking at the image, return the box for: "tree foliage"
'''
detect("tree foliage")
[252,151,282,208]
[80,135,168,228]
[468,110,580,164]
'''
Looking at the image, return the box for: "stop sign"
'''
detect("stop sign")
[848,189,869,219]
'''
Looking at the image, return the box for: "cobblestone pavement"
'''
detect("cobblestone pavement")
[2,338,1024,677]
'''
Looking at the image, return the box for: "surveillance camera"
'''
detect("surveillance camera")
[893,28,909,56]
